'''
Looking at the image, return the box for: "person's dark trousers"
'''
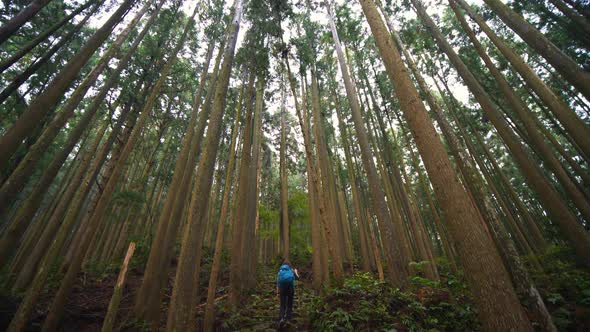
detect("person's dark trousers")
[279,283,294,320]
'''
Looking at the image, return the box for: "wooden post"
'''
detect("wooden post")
[101,242,136,332]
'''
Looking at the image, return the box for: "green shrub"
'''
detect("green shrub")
[308,272,479,331]
[528,245,590,330]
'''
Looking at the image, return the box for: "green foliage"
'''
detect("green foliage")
[128,238,153,270]
[287,189,311,265]
[528,246,590,330]
[309,272,479,332]
[118,317,151,332]
[111,190,145,206]
[257,202,280,240]
[257,186,312,268]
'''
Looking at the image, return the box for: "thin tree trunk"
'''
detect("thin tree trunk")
[0,0,156,215]
[309,66,344,282]
[0,2,159,270]
[431,70,547,252]
[399,129,458,270]
[284,58,326,290]
[0,0,135,165]
[365,210,384,281]
[229,71,256,307]
[481,0,590,100]
[204,169,223,248]
[307,161,325,287]
[455,0,590,161]
[280,75,290,260]
[335,103,371,272]
[0,1,100,105]
[0,0,95,74]
[242,79,263,290]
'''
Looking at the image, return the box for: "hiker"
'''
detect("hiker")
[277,259,299,322]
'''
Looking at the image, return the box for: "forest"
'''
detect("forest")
[0,0,589,330]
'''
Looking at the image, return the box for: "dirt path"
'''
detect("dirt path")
[213,267,317,331]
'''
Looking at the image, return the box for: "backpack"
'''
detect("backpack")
[278,264,294,287]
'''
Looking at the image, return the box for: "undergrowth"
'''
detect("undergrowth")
[528,246,590,330]
[307,271,479,332]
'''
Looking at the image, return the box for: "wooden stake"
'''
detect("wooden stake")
[101,242,136,332]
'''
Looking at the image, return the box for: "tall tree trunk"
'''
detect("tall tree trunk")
[284,58,326,289]
[355,57,437,277]
[204,168,223,248]
[307,158,325,287]
[0,0,53,45]
[203,81,245,332]
[335,102,371,272]
[412,0,590,265]
[243,78,263,290]
[165,1,243,328]
[309,66,344,282]
[229,70,256,307]
[360,0,533,330]
[133,37,218,321]
[397,124,458,270]
[327,0,406,283]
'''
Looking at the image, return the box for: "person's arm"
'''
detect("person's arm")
[294,268,300,280]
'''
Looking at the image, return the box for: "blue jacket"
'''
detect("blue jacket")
[277,264,299,288]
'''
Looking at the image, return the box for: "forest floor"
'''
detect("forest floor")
[0,266,149,331]
[0,262,317,331]
[1,247,590,331]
